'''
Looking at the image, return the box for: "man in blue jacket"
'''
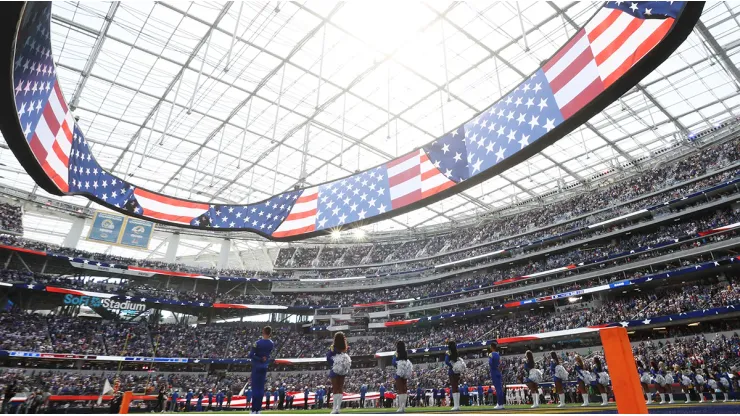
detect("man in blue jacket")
[379,384,386,408]
[185,389,193,411]
[360,384,367,408]
[416,385,423,407]
[432,388,439,407]
[249,326,274,413]
[278,384,285,410]
[246,387,252,410]
[477,384,484,406]
[216,390,224,410]
[316,386,324,409]
[170,389,179,412]
[303,386,310,410]
[461,382,469,406]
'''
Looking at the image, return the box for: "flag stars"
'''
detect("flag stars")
[495,146,506,162]
[630,2,638,12]
[516,113,526,125]
[507,129,517,143]
[543,118,556,132]
[537,98,548,111]
[533,82,542,93]
[528,115,540,129]
[519,134,530,149]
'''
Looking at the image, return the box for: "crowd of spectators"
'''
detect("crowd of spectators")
[0,202,23,234]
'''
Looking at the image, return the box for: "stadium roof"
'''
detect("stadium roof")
[2,1,740,239]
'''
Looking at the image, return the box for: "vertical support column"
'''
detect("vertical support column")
[63,216,86,248]
[164,233,180,263]
[219,239,231,270]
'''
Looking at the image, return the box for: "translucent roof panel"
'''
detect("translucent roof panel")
[1,1,738,241]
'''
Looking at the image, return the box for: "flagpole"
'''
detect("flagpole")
[146,334,161,393]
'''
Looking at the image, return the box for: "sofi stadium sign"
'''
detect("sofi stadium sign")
[63,294,146,312]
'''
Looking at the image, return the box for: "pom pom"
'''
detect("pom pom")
[578,371,593,383]
[555,365,569,381]
[640,373,652,384]
[708,379,718,390]
[663,373,674,385]
[396,360,413,379]
[598,372,610,386]
[654,374,665,386]
[695,374,705,385]
[452,358,466,374]
[332,353,352,376]
[681,376,692,386]
[528,369,543,384]
[721,378,730,388]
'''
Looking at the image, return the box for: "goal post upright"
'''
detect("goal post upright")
[600,326,648,414]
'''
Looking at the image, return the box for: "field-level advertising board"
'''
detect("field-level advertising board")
[87,211,155,250]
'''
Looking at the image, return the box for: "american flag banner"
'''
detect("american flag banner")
[4,1,701,240]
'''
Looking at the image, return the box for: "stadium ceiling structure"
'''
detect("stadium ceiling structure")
[1,1,740,239]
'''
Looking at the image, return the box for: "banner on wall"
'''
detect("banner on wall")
[119,217,155,249]
[86,211,154,249]
[87,211,125,244]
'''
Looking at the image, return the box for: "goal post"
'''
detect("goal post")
[600,327,648,414]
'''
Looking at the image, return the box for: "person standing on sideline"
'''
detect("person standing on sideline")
[226,389,233,409]
[393,341,413,413]
[278,384,285,410]
[185,389,193,411]
[360,384,367,408]
[445,341,465,411]
[327,332,351,414]
[477,384,484,406]
[249,326,274,414]
[303,386,310,410]
[488,342,506,410]
[379,384,386,408]
[523,351,543,408]
[216,390,224,411]
[416,385,423,407]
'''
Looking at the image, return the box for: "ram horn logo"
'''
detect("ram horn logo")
[131,225,145,234]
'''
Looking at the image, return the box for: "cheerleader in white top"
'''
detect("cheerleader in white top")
[393,341,413,413]
[549,352,568,408]
[659,362,675,404]
[637,360,653,404]
[523,351,542,409]
[574,356,591,407]
[591,356,610,406]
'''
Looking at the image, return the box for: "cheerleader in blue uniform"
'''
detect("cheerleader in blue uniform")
[574,356,591,407]
[650,361,667,404]
[327,332,351,414]
[393,341,412,413]
[690,365,707,403]
[704,368,719,403]
[591,356,609,406]
[677,364,693,404]
[659,362,675,404]
[549,352,567,408]
[637,361,653,404]
[445,341,464,411]
[523,351,542,409]
[720,366,735,402]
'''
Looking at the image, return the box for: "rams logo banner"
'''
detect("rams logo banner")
[0,2,703,240]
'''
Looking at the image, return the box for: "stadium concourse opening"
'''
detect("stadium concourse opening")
[3,0,740,415]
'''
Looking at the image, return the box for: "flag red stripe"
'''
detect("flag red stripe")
[420,168,439,182]
[296,192,318,204]
[52,141,68,166]
[388,166,419,188]
[59,120,73,144]
[542,30,586,73]
[134,188,209,210]
[42,103,59,135]
[548,46,593,93]
[559,76,604,119]
[386,150,418,169]
[140,208,197,224]
[391,190,421,209]
[285,208,317,221]
[602,18,673,88]
[421,180,454,198]
[41,160,68,192]
[29,135,48,160]
[594,17,644,66]
[420,152,429,163]
[272,224,316,238]
[586,9,622,44]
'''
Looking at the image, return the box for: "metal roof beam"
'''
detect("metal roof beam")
[67,2,119,111]
[695,19,740,91]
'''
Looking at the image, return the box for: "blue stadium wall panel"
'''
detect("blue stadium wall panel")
[0,2,704,241]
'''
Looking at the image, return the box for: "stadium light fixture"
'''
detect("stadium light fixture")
[687,322,700,327]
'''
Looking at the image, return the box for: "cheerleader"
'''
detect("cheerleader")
[637,360,653,404]
[677,364,692,404]
[660,362,675,404]
[523,351,542,409]
[444,341,465,411]
[720,366,735,402]
[549,352,567,408]
[650,361,666,404]
[327,332,351,414]
[488,343,505,410]
[690,365,706,403]
[591,356,609,406]
[574,356,591,406]
[705,368,719,403]
[393,341,413,413]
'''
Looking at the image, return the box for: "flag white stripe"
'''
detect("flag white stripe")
[34,114,56,149]
[422,171,450,192]
[55,115,72,154]
[274,188,318,233]
[544,34,590,81]
[135,194,208,218]
[596,19,665,81]
[390,176,421,199]
[587,12,634,56]
[48,86,66,123]
[46,154,68,182]
[552,60,600,109]
[289,197,318,215]
[387,154,419,177]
